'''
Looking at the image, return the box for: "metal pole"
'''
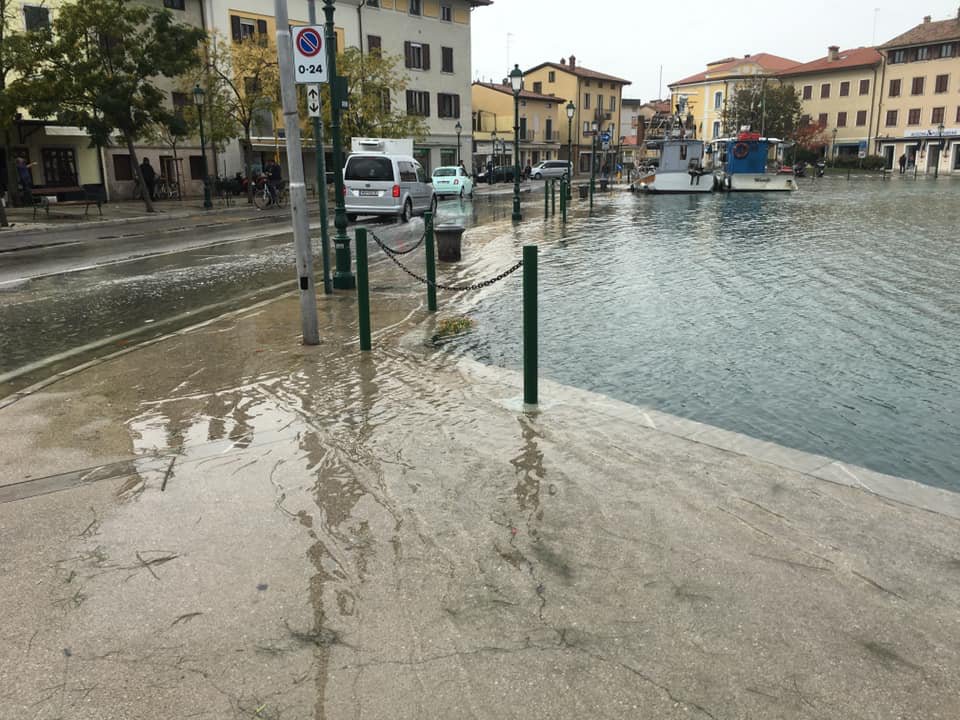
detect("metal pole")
[308,0,332,295]
[544,178,550,217]
[323,0,356,289]
[424,209,437,312]
[551,178,556,216]
[561,178,567,223]
[589,132,596,211]
[522,244,537,408]
[355,227,371,350]
[275,0,320,345]
[197,109,212,209]
[512,92,522,222]
[567,115,574,198]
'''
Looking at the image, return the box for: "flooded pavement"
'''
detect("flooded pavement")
[2,219,960,718]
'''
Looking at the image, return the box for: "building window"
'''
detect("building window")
[409,0,421,15]
[940,43,955,58]
[714,91,722,109]
[23,5,50,30]
[583,93,590,109]
[367,35,381,55]
[856,110,867,126]
[441,4,451,21]
[889,79,901,97]
[189,155,205,180]
[609,96,616,111]
[163,0,186,9]
[911,76,924,95]
[932,106,945,124]
[597,95,603,112]
[379,89,391,114]
[837,111,847,127]
[820,83,830,99]
[817,113,828,128]
[859,79,870,95]
[712,120,720,137]
[916,46,929,61]
[533,81,542,93]
[38,148,77,186]
[839,81,850,97]
[802,85,812,100]
[935,74,948,93]
[406,90,430,116]
[885,109,898,126]
[437,93,460,118]
[548,71,555,82]
[113,154,134,181]
[890,49,907,64]
[907,108,921,125]
[441,46,453,73]
[171,91,190,119]
[800,114,811,126]
[404,41,429,70]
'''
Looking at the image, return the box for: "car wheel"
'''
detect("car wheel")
[400,199,412,223]
[534,172,542,180]
[347,213,357,222]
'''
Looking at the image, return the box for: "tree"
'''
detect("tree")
[721,79,802,140]
[0,0,28,225]
[13,0,205,213]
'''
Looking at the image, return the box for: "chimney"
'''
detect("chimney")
[569,55,576,69]
[828,45,840,61]
[923,14,931,23]
[560,57,566,65]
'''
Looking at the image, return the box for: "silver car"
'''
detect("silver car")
[343,153,436,222]
[529,160,572,180]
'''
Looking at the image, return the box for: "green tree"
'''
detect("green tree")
[721,79,802,140]
[0,0,28,224]
[13,0,205,213]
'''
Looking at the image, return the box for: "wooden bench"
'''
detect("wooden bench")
[31,185,105,220]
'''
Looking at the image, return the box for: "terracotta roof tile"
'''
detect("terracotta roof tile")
[524,61,632,85]
[670,53,800,86]
[472,81,566,103]
[778,47,883,76]
[880,16,960,49]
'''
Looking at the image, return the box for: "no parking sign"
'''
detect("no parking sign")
[293,26,328,84]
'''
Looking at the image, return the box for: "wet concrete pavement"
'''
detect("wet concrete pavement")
[2,217,959,719]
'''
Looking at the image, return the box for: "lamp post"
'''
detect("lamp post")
[831,127,838,161]
[193,84,213,210]
[509,64,523,222]
[589,119,597,210]
[490,130,497,184]
[323,0,355,289]
[935,121,945,178]
[455,120,462,165]
[566,101,575,196]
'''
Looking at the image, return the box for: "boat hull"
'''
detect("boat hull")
[720,173,797,192]
[642,171,714,194]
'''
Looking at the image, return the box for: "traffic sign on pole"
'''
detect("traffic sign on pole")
[293,26,328,84]
[307,84,321,117]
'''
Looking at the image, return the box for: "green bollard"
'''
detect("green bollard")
[424,210,437,312]
[544,180,550,217]
[355,227,371,351]
[523,244,538,407]
[551,179,556,216]
[561,179,567,223]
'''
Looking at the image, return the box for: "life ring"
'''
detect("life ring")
[732,142,750,159]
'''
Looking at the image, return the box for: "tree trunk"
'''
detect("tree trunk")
[244,128,254,205]
[126,136,155,213]
[0,189,8,227]
[3,130,20,210]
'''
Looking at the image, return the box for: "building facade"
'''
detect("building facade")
[471,82,564,172]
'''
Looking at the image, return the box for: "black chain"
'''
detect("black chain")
[376,242,523,291]
[370,230,426,256]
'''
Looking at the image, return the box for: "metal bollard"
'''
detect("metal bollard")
[544,180,550,217]
[550,179,556,215]
[425,210,437,312]
[523,244,538,408]
[355,228,371,351]
[561,179,567,223]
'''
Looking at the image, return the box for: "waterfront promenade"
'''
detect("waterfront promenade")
[2,246,958,718]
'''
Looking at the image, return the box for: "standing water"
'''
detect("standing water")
[461,176,960,491]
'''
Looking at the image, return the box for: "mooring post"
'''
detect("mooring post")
[425,210,437,312]
[355,228,371,351]
[561,178,567,223]
[523,244,538,408]
[551,179,556,216]
[544,180,550,217]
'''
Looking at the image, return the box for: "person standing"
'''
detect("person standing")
[898,153,907,174]
[140,158,157,200]
[266,157,282,205]
[15,156,35,204]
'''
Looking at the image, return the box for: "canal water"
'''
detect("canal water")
[458,176,960,491]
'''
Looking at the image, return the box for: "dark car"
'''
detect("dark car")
[477,165,518,184]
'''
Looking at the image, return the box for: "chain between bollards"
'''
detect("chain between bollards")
[425,210,437,312]
[355,227,371,351]
[523,244,538,408]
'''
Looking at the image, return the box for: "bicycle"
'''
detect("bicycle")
[253,176,288,210]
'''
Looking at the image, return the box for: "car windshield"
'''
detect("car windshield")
[345,157,393,181]
[433,168,457,177]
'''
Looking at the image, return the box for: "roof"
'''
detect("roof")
[778,47,883,76]
[472,81,565,103]
[670,53,800,86]
[880,15,960,49]
[524,61,632,85]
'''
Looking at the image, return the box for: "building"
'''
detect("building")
[778,46,883,159]
[522,56,631,174]
[874,10,960,173]
[471,82,565,172]
[669,53,799,140]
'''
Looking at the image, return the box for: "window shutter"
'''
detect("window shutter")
[406,89,414,114]
[422,44,430,71]
[256,19,267,35]
[453,94,460,119]
[425,93,430,117]
[231,15,242,42]
[404,41,412,68]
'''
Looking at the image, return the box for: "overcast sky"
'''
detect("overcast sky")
[470,1,960,101]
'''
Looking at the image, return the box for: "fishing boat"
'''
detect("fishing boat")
[636,107,713,194]
[710,131,798,192]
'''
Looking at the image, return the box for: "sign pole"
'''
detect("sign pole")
[307,0,332,295]
[275,0,320,345]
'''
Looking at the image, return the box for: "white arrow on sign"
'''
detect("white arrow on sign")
[307,84,321,118]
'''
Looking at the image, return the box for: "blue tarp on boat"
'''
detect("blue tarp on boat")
[727,140,769,175]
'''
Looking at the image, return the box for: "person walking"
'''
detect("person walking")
[140,158,157,200]
[486,159,494,186]
[15,156,35,205]
[898,153,907,174]
[265,157,282,205]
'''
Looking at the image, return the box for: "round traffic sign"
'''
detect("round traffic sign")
[296,28,322,57]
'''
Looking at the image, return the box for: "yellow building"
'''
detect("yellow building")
[779,46,883,159]
[875,11,960,174]
[521,56,630,174]
[471,82,565,170]
[669,53,799,140]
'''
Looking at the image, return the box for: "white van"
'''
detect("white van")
[529,160,572,180]
[343,154,436,222]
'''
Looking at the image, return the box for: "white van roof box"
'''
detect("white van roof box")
[351,137,414,156]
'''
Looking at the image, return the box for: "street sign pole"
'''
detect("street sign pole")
[275,0,320,345]
[304,0,332,298]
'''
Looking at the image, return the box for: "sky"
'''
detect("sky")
[470,1,960,101]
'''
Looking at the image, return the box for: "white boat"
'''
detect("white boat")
[639,138,714,194]
[709,133,798,192]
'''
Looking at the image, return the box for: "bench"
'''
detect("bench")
[31,184,105,220]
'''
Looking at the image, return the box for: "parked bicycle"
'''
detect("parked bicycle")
[132,176,180,201]
[253,175,288,210]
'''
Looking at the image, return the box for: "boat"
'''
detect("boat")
[636,106,713,194]
[709,132,798,192]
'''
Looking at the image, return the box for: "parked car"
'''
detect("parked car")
[529,160,572,180]
[477,165,518,184]
[342,153,436,222]
[431,166,474,199]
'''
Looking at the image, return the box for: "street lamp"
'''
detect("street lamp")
[589,119,598,210]
[455,120,462,165]
[193,84,212,210]
[566,100,575,197]
[936,121,945,178]
[509,63,523,222]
